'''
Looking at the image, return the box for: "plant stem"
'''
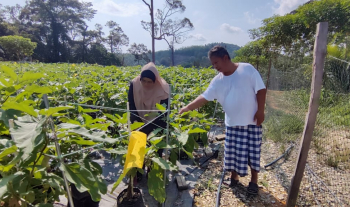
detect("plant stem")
[127,175,134,200]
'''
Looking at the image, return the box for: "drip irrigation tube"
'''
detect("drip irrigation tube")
[264,144,294,169]
[216,168,225,207]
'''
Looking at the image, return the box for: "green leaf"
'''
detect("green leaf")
[130,122,144,131]
[19,72,44,83]
[0,145,17,161]
[151,157,177,171]
[60,163,102,201]
[201,133,208,147]
[177,131,189,146]
[0,109,22,128]
[0,172,25,199]
[68,138,96,146]
[37,204,54,207]
[10,118,46,160]
[1,66,17,80]
[148,128,163,140]
[150,136,164,146]
[111,172,126,193]
[188,128,207,134]
[22,190,35,203]
[59,124,116,144]
[39,106,73,117]
[25,85,52,94]
[108,146,127,155]
[156,103,166,111]
[0,151,23,172]
[0,77,11,87]
[148,163,166,203]
[2,101,38,117]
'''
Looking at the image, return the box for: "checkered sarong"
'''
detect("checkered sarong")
[224,125,262,177]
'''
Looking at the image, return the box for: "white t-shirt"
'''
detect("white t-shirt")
[202,63,266,127]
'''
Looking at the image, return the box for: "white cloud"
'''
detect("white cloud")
[91,0,147,17]
[244,12,260,24]
[220,23,243,33]
[189,34,207,41]
[273,0,309,15]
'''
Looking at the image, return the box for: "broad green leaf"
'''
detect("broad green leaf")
[148,163,166,203]
[19,72,44,83]
[177,131,189,146]
[0,172,25,198]
[25,85,52,94]
[148,128,163,140]
[68,138,96,146]
[0,78,11,87]
[131,122,144,131]
[83,159,103,175]
[151,157,178,171]
[150,136,164,146]
[188,128,207,134]
[91,71,98,76]
[4,86,16,96]
[0,145,17,161]
[201,133,208,147]
[10,118,46,160]
[59,163,89,192]
[65,126,117,144]
[184,136,195,153]
[108,146,127,155]
[2,101,38,117]
[21,190,35,203]
[111,172,126,193]
[156,103,166,111]
[0,122,9,135]
[1,66,17,80]
[37,204,54,207]
[39,106,73,117]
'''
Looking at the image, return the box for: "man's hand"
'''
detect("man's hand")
[179,106,190,115]
[254,110,265,126]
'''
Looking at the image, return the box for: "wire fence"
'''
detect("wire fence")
[262,55,350,206]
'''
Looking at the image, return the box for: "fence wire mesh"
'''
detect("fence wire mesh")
[262,55,350,206]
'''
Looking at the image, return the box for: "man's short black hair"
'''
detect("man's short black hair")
[208,45,231,59]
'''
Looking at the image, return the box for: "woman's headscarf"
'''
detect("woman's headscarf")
[131,62,169,122]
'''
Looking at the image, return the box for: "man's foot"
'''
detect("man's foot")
[247,182,259,196]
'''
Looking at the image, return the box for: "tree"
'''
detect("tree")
[128,43,150,64]
[0,35,37,60]
[105,21,129,54]
[232,40,270,71]
[142,0,193,65]
[141,0,155,62]
[159,17,193,65]
[19,0,96,62]
[250,0,350,55]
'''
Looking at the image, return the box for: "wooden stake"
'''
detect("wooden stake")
[286,22,328,207]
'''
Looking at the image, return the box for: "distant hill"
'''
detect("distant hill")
[123,42,240,68]
[155,42,240,67]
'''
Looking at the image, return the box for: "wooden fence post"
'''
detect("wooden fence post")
[286,22,328,207]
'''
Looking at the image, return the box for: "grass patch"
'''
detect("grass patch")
[264,106,304,143]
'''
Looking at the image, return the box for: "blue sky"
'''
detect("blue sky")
[4,0,309,52]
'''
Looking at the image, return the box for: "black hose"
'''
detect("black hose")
[264,144,294,168]
[216,168,225,207]
[183,149,219,177]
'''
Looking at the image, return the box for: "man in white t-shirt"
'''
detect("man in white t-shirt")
[179,45,266,196]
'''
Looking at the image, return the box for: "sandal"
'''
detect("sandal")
[230,179,239,187]
[247,182,259,195]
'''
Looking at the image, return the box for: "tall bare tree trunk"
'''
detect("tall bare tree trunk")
[171,46,174,66]
[151,0,155,63]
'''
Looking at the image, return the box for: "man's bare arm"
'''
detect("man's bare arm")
[179,95,208,114]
